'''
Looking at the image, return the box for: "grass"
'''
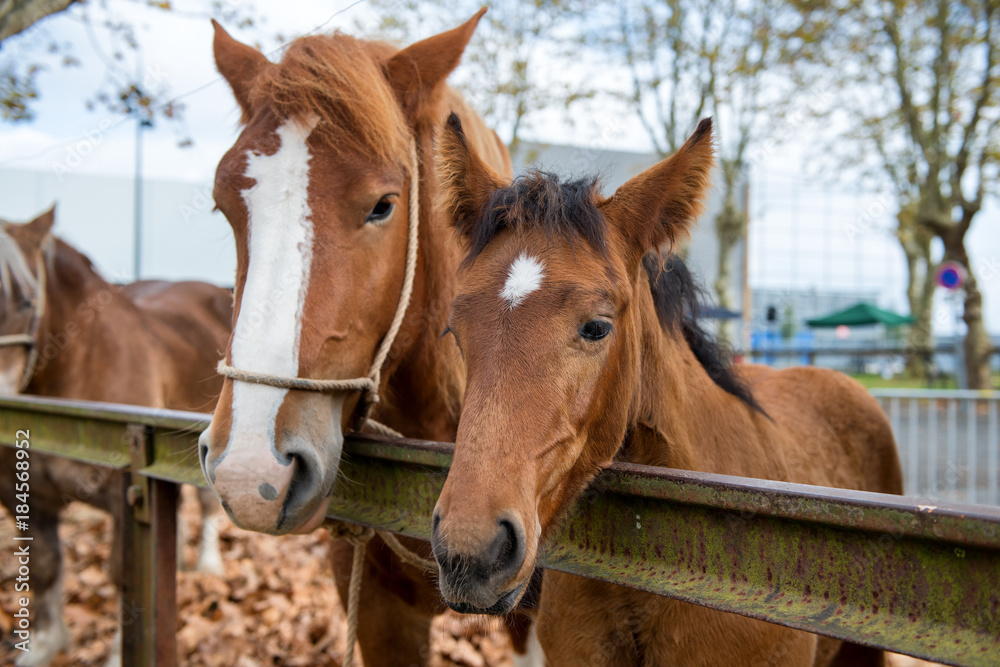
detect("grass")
[849,372,1000,390]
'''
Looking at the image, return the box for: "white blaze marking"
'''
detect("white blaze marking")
[501,253,544,308]
[225,114,318,463]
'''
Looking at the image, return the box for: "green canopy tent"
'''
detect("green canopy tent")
[805,302,915,328]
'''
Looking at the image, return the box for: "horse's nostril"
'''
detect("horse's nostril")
[492,518,522,576]
[198,440,211,476]
[281,451,320,515]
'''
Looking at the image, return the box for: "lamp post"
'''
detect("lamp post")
[133,113,152,280]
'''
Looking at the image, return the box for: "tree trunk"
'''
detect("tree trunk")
[940,232,993,389]
[896,204,936,379]
[961,273,993,389]
[0,0,76,42]
[713,163,745,346]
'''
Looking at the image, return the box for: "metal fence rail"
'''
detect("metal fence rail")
[870,389,1000,507]
[1,395,998,666]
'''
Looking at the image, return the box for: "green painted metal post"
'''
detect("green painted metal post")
[119,424,178,667]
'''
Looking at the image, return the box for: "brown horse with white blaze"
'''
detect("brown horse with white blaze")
[0,206,232,666]
[432,114,904,665]
[199,14,535,666]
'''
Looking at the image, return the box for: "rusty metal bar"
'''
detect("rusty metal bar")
[320,438,1000,666]
[2,396,999,665]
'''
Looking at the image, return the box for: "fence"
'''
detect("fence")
[0,394,998,666]
[870,389,1000,507]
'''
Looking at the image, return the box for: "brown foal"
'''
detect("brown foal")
[431,114,904,666]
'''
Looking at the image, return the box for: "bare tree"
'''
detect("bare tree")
[359,0,584,157]
[794,0,999,388]
[609,0,793,341]
[1,0,261,127]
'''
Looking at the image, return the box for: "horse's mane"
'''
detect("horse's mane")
[0,228,40,301]
[457,170,761,413]
[458,171,606,265]
[251,34,409,165]
[642,253,764,415]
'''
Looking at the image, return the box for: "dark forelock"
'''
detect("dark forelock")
[461,171,606,264]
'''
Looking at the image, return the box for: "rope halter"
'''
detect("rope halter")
[216,141,421,433]
[0,232,51,393]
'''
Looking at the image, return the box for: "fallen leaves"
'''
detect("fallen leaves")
[0,489,515,666]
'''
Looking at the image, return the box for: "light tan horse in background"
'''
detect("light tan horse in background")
[431,114,904,665]
[0,206,232,666]
[199,13,539,666]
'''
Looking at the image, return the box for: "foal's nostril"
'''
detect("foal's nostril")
[489,517,524,578]
[434,514,526,588]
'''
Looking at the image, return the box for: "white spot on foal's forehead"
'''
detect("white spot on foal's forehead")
[501,253,544,308]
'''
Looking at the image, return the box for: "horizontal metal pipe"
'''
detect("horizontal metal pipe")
[1,395,998,665]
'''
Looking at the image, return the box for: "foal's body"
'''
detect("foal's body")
[0,209,231,666]
[432,116,903,666]
[538,279,902,665]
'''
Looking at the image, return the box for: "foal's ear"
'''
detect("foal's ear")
[386,8,486,116]
[600,118,715,261]
[212,20,268,122]
[438,113,507,239]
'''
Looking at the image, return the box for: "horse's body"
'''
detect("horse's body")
[431,115,904,665]
[199,15,532,665]
[0,207,232,666]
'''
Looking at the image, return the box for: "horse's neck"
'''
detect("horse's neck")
[378,223,464,440]
[624,284,757,473]
[377,139,466,441]
[30,243,146,400]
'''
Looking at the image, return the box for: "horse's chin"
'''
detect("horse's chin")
[289,500,329,534]
[444,578,528,617]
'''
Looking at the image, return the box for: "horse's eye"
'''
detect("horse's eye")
[579,319,612,341]
[366,196,395,224]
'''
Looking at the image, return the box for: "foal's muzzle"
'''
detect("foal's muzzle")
[431,510,529,615]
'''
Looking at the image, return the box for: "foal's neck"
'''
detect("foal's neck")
[624,281,754,472]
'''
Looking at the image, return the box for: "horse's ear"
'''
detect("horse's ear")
[600,118,715,263]
[212,19,268,121]
[438,112,506,239]
[385,8,486,116]
[27,205,55,238]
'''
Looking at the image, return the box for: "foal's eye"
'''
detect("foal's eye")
[366,196,395,224]
[579,319,613,341]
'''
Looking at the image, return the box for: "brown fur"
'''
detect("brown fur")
[433,118,903,665]
[205,14,523,666]
[0,206,232,664]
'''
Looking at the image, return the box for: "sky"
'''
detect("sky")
[0,0,997,335]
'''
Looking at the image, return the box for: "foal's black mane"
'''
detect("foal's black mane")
[462,169,761,414]
[642,253,765,415]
